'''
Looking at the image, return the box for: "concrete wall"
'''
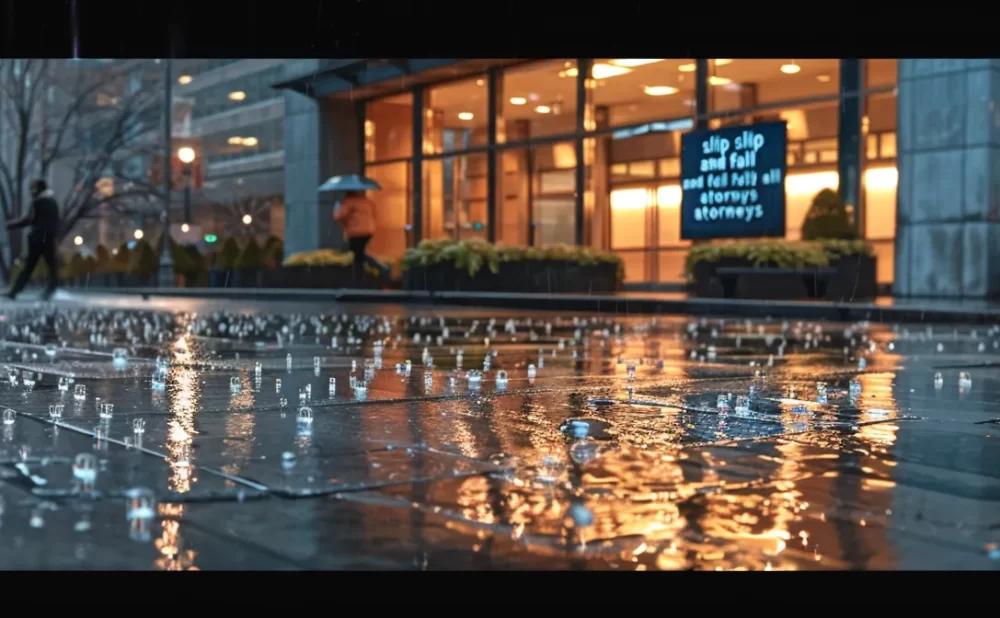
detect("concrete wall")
[895,60,1000,298]
[282,60,362,257]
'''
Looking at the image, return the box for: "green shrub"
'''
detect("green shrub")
[131,240,159,277]
[262,236,284,270]
[802,188,858,240]
[95,245,111,273]
[215,237,240,271]
[234,237,262,270]
[400,239,626,286]
[283,249,354,267]
[113,243,132,274]
[683,239,873,280]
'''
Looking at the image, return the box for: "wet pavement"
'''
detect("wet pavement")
[1,294,999,570]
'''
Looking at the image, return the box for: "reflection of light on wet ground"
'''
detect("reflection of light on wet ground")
[2,299,999,570]
[167,333,199,493]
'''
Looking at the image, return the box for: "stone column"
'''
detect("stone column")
[896,60,1000,298]
[282,60,362,257]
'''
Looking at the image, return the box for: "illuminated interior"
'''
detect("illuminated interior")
[361,59,898,285]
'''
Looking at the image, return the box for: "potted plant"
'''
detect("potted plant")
[801,189,877,300]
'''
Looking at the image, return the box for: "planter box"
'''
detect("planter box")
[690,255,878,301]
[403,261,622,294]
[824,255,878,301]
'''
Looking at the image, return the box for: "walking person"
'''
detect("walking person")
[6,179,60,300]
[334,189,381,285]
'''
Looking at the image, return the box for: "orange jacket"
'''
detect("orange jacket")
[334,194,377,238]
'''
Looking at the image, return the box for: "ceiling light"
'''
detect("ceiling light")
[559,67,579,78]
[535,105,552,114]
[227,136,243,145]
[476,78,484,86]
[644,85,679,96]
[708,76,732,86]
[816,74,832,83]
[228,90,247,101]
[714,59,733,66]
[509,96,527,106]
[241,137,259,147]
[679,63,696,72]
[457,112,474,121]
[591,63,632,80]
[178,75,192,85]
[611,59,663,68]
[780,62,801,75]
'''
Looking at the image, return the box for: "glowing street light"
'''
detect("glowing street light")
[134,229,144,240]
[181,223,190,233]
[177,147,196,164]
[73,236,83,246]
[242,214,252,225]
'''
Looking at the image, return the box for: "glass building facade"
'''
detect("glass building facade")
[281,59,898,285]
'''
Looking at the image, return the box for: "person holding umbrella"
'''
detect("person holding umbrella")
[324,174,385,286]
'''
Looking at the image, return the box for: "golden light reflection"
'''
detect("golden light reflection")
[154,503,199,571]
[222,373,257,479]
[168,332,200,493]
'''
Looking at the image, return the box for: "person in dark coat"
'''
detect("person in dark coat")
[6,178,61,300]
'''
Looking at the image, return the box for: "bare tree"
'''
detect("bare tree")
[0,59,163,282]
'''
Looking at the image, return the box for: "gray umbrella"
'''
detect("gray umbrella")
[318,174,381,192]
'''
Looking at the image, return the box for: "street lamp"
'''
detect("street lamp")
[134,229,144,240]
[73,236,83,246]
[242,214,252,226]
[177,146,196,225]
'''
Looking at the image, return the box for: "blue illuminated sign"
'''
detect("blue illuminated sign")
[680,121,787,240]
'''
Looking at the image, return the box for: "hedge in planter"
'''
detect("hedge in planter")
[209,237,240,287]
[275,249,384,289]
[401,239,625,293]
[685,239,876,300]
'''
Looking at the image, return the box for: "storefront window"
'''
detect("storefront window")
[365,162,412,265]
[366,93,412,162]
[709,59,840,112]
[608,131,688,283]
[423,76,488,155]
[590,59,696,127]
[865,59,898,89]
[498,60,578,143]
[497,141,577,247]
[423,153,489,241]
[864,87,898,285]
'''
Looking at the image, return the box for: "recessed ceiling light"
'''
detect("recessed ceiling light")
[476,78,484,86]
[816,74,832,83]
[644,85,679,96]
[679,63,696,72]
[228,90,247,101]
[611,59,663,68]
[509,96,527,106]
[241,137,258,147]
[559,68,579,78]
[780,62,801,75]
[535,105,552,114]
[708,76,732,86]
[458,112,474,120]
[714,59,733,66]
[178,75,192,85]
[591,63,632,80]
